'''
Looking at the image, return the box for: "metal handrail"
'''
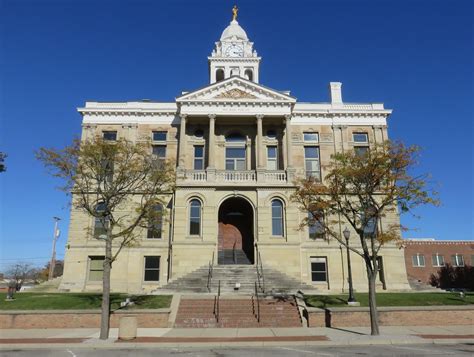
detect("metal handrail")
[207,251,214,292]
[254,281,260,323]
[256,247,265,293]
[216,280,221,323]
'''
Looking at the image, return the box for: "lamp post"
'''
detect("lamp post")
[343,227,356,303]
[48,217,61,280]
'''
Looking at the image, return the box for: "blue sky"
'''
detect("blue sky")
[0,0,472,269]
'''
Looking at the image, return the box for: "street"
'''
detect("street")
[1,344,474,357]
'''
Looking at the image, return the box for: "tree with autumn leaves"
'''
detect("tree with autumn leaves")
[292,141,439,335]
[37,137,175,339]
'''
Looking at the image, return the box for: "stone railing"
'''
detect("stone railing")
[216,170,256,182]
[179,169,291,185]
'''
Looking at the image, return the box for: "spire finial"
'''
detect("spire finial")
[232,5,238,21]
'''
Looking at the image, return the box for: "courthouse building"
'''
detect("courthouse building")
[60,14,410,293]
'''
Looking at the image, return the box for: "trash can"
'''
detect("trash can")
[118,316,137,341]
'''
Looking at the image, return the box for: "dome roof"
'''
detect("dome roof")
[220,20,248,41]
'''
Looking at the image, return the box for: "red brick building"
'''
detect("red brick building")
[403,239,474,285]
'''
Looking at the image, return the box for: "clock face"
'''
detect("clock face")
[225,44,243,58]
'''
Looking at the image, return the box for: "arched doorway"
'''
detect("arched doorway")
[218,197,254,265]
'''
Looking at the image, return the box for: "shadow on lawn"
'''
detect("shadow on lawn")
[305,295,348,308]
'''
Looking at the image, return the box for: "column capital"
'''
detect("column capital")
[179,113,187,120]
[256,114,264,120]
[208,114,217,120]
[284,114,292,121]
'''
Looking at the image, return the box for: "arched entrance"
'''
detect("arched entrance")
[218,197,254,265]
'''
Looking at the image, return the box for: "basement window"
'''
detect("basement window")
[144,256,160,281]
[310,257,328,282]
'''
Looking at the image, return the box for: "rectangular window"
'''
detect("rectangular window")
[303,132,319,142]
[353,133,368,143]
[152,131,167,141]
[152,145,167,169]
[304,146,321,180]
[310,257,328,282]
[451,254,464,267]
[412,254,425,267]
[267,146,278,170]
[102,131,117,141]
[88,256,104,281]
[225,147,246,170]
[432,254,445,267]
[308,212,325,239]
[144,256,160,282]
[354,146,369,157]
[194,145,204,170]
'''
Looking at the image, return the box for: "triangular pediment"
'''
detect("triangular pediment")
[176,77,296,103]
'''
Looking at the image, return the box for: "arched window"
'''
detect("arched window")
[147,204,163,239]
[189,199,202,236]
[271,199,284,236]
[94,202,109,239]
[244,69,253,81]
[216,69,225,82]
[225,133,246,170]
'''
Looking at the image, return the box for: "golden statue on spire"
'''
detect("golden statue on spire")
[232,5,238,21]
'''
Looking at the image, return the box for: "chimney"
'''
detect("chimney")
[329,82,343,106]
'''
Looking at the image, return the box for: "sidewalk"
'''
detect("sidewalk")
[1,325,473,349]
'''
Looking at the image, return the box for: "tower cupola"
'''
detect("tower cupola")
[208,6,261,84]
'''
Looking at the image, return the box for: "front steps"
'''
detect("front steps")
[174,295,302,328]
[157,264,318,294]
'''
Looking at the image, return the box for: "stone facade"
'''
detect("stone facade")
[404,239,474,284]
[60,15,410,294]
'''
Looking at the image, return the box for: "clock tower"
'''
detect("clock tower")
[208,13,261,84]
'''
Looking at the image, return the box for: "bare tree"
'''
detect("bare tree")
[292,141,439,335]
[37,137,175,339]
[5,262,36,289]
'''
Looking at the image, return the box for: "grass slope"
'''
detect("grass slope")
[0,293,172,310]
[305,292,474,308]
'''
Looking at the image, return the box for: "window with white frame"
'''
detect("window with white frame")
[353,133,368,143]
[88,256,104,281]
[432,253,445,267]
[412,254,425,267]
[303,132,319,142]
[194,145,205,170]
[189,199,201,236]
[310,257,328,282]
[451,254,464,267]
[267,146,278,170]
[102,131,117,141]
[225,133,246,170]
[152,131,167,142]
[144,256,160,281]
[271,199,284,237]
[304,146,321,180]
[308,211,325,240]
[147,204,163,239]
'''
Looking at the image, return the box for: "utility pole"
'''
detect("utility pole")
[48,217,61,280]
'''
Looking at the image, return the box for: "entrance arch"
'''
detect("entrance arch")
[218,197,254,265]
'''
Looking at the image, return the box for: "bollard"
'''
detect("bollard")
[118,316,137,341]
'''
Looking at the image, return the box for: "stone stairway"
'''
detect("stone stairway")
[156,264,318,294]
[174,296,303,328]
[218,249,252,265]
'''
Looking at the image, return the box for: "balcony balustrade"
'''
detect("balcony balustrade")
[179,169,290,185]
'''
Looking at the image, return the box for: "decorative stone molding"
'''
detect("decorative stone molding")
[214,88,257,99]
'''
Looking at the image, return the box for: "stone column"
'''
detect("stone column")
[284,114,293,168]
[178,114,187,169]
[256,114,264,168]
[208,114,216,168]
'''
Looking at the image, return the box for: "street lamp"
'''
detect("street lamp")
[48,217,61,280]
[343,227,356,304]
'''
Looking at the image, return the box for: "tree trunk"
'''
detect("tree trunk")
[99,237,112,340]
[367,269,380,335]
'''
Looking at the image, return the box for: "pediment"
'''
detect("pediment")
[176,77,296,103]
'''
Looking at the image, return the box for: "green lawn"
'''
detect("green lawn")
[0,293,172,310]
[305,292,474,308]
